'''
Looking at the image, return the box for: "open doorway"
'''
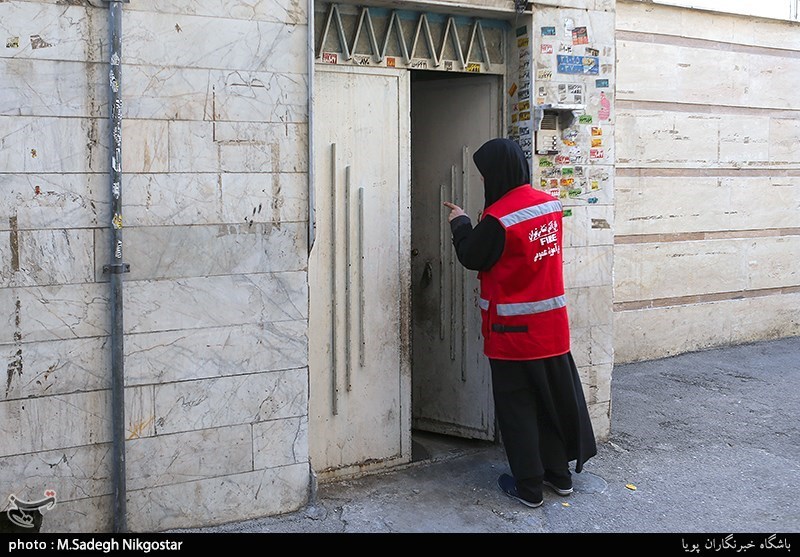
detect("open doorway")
[409,70,502,459]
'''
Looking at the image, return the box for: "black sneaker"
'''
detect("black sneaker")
[497,473,543,508]
[543,471,573,496]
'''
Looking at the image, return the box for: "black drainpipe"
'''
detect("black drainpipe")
[95,0,130,533]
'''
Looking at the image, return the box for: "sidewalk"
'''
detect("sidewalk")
[176,336,800,534]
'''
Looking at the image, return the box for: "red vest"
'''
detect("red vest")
[478,185,570,360]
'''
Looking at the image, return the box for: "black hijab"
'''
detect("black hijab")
[472,138,531,209]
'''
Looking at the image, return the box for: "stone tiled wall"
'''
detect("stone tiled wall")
[531,1,616,440]
[614,0,800,363]
[0,0,309,532]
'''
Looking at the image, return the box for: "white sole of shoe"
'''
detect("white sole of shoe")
[543,480,573,496]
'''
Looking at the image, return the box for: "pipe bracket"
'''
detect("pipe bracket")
[103,263,131,274]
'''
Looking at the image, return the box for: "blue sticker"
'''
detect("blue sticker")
[556,55,599,75]
[595,79,609,88]
[541,26,556,36]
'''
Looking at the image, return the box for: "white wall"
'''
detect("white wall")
[614,0,800,363]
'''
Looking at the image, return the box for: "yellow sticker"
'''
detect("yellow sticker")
[562,502,571,507]
[625,483,637,491]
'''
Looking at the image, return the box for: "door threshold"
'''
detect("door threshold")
[411,429,495,464]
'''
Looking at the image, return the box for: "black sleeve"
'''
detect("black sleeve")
[448,214,505,272]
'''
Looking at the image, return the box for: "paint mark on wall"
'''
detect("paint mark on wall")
[127,416,154,440]
[591,218,610,229]
[9,215,19,272]
[5,300,22,398]
[30,149,37,158]
[29,34,53,49]
[174,23,182,33]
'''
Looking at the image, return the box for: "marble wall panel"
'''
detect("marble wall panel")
[563,245,613,289]
[126,462,308,532]
[745,236,800,290]
[614,240,748,302]
[123,272,307,334]
[126,425,253,491]
[0,174,102,231]
[0,386,153,458]
[126,0,307,24]
[252,416,308,469]
[0,443,112,505]
[166,121,307,174]
[0,283,109,344]
[616,175,800,236]
[154,367,307,435]
[1,336,108,400]
[0,3,104,63]
[124,320,307,386]
[0,228,94,288]
[94,222,306,282]
[615,292,800,364]
[617,0,800,50]
[122,11,306,74]
[0,116,105,174]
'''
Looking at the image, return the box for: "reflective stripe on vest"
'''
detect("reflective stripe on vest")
[479,294,566,316]
[497,200,562,228]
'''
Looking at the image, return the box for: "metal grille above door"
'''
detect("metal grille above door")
[315,2,507,75]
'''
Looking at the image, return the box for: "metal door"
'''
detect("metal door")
[309,66,411,479]
[411,74,500,440]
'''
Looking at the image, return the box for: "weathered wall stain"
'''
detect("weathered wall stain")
[9,216,19,272]
[5,300,22,398]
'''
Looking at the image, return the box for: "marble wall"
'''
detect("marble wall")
[614,0,800,362]
[0,0,310,532]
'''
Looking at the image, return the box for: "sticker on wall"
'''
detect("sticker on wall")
[519,100,531,111]
[517,26,528,37]
[322,52,338,64]
[519,111,531,121]
[591,180,600,190]
[588,197,599,204]
[466,63,481,73]
[591,126,602,136]
[6,37,20,48]
[557,55,599,75]
[579,114,593,124]
[558,43,573,54]
[595,79,609,88]
[591,138,603,147]
[537,68,553,80]
[563,209,573,217]
[598,92,611,120]
[517,37,529,48]
[555,154,570,165]
[549,187,560,198]
[541,26,556,36]
[511,113,519,123]
[601,64,613,75]
[561,167,574,176]
[563,18,574,37]
[590,148,604,160]
[508,83,518,97]
[541,44,554,54]
[571,27,588,45]
[585,47,599,57]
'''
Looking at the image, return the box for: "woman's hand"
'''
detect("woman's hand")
[443,201,466,222]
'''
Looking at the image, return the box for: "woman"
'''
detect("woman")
[443,137,596,508]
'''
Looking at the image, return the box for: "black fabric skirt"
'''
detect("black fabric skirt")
[489,351,597,473]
